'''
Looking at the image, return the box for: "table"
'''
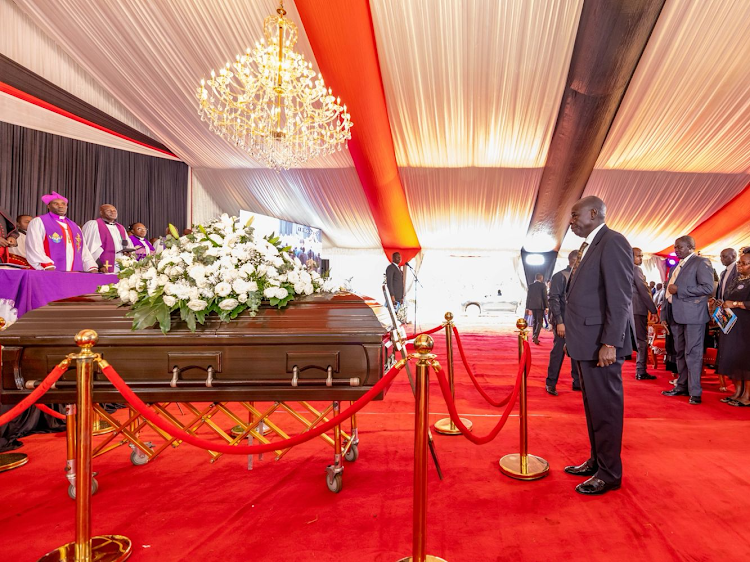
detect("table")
[0,270,118,330]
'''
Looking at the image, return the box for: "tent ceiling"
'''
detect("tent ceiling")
[7,0,750,255]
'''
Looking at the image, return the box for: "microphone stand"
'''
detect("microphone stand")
[405,263,423,336]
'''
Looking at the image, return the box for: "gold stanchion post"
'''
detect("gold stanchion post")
[398,335,447,562]
[433,312,472,436]
[39,330,132,562]
[498,319,550,481]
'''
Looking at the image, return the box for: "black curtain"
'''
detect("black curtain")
[0,122,188,236]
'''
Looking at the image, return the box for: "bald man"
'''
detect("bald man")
[564,196,634,496]
[82,204,133,273]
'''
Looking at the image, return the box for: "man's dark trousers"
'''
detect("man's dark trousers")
[576,358,624,483]
[546,331,580,389]
[531,309,544,342]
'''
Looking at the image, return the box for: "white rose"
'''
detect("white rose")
[188,264,206,280]
[157,274,169,286]
[274,287,288,299]
[163,295,177,307]
[237,293,248,303]
[129,290,138,302]
[263,287,277,299]
[303,284,314,296]
[219,298,239,310]
[247,281,258,292]
[187,299,208,311]
[180,252,194,266]
[239,263,255,278]
[215,282,232,297]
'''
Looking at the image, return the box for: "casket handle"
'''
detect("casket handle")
[291,366,299,387]
[170,366,179,388]
[326,366,333,387]
[206,366,215,388]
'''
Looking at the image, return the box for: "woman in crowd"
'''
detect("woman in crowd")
[716,247,750,406]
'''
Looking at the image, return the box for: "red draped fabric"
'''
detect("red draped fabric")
[296,0,421,262]
[657,182,750,255]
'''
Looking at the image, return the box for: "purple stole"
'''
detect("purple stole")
[129,235,155,260]
[96,218,128,272]
[39,212,85,271]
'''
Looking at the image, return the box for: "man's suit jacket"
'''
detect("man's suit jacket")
[565,225,635,361]
[632,265,657,316]
[525,281,548,310]
[386,263,404,302]
[716,262,738,301]
[665,254,714,325]
[547,267,571,326]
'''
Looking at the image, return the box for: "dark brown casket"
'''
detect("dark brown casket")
[0,292,392,405]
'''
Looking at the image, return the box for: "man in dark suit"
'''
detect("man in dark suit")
[564,196,634,496]
[526,273,548,344]
[632,248,658,380]
[661,236,715,404]
[545,251,581,395]
[385,252,404,307]
[715,248,738,302]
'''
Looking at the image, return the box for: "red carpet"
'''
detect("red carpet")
[2,327,750,561]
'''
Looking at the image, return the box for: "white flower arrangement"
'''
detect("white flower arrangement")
[98,214,334,333]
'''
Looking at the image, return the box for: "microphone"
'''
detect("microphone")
[405,262,414,270]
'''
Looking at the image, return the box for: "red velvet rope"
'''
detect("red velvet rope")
[35,403,67,420]
[101,362,403,455]
[452,326,514,407]
[433,341,531,445]
[0,364,67,426]
[411,325,443,338]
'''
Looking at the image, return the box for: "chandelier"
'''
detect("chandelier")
[197,1,352,170]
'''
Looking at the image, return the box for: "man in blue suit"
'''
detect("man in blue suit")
[661,236,715,404]
[564,196,634,496]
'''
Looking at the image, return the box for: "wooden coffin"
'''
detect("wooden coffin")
[0,293,391,404]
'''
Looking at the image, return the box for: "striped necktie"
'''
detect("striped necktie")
[570,241,589,280]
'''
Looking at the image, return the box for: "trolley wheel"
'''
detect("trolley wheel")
[344,443,359,462]
[68,477,99,500]
[326,472,343,494]
[130,450,149,466]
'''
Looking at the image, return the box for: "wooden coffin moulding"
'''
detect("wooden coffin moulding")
[0,292,393,404]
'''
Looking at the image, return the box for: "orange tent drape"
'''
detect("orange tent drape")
[296,0,420,262]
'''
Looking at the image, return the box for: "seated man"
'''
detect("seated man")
[128,222,155,260]
[26,192,98,272]
[83,204,133,273]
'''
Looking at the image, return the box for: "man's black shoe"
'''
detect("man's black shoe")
[689,396,701,405]
[662,388,689,397]
[564,460,597,477]
[575,477,621,495]
[635,373,657,380]
[572,385,582,391]
[545,385,558,396]
[533,339,541,345]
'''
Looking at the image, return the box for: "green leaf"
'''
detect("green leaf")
[155,303,171,334]
[185,311,197,332]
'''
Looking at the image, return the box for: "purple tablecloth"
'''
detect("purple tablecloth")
[0,270,118,326]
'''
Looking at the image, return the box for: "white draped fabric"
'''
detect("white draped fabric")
[560,170,750,254]
[370,0,583,168]
[0,0,153,137]
[192,168,380,250]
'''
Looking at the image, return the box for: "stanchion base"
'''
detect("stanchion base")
[38,535,132,561]
[397,556,448,561]
[499,453,550,481]
[0,452,28,473]
[92,420,114,436]
[433,417,472,435]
